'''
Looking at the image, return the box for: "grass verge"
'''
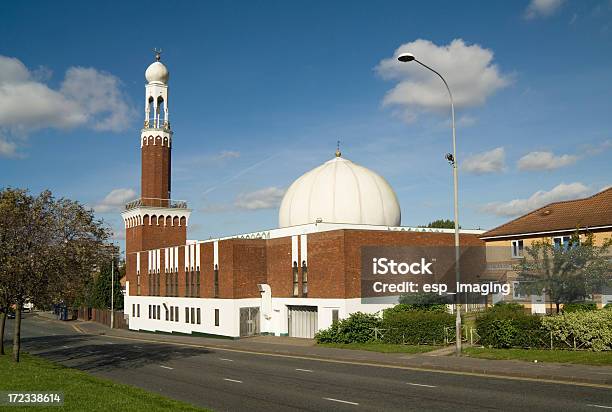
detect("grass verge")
[463,347,612,366]
[317,342,440,353]
[0,349,207,411]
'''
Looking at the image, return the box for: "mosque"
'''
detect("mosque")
[122,54,484,338]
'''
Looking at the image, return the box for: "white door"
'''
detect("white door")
[288,306,318,338]
[531,294,546,314]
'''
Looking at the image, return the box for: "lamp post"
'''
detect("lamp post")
[110,251,114,329]
[397,52,462,355]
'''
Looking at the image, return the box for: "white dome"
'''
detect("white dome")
[279,155,401,228]
[145,61,169,84]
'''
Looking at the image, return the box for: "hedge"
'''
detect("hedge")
[541,310,612,351]
[381,311,454,345]
[315,312,381,344]
[475,304,543,348]
[563,302,598,313]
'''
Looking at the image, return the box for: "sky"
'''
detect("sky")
[1,0,611,245]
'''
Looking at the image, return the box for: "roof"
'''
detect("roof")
[481,187,612,239]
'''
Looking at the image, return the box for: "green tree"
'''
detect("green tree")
[516,232,612,314]
[421,219,458,229]
[89,256,124,311]
[0,188,112,362]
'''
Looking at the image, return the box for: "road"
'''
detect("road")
[4,314,612,411]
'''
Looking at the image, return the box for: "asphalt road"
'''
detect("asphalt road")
[4,314,612,411]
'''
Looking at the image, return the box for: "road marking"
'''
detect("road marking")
[296,368,313,372]
[588,405,612,410]
[223,378,242,383]
[323,397,359,406]
[82,333,612,390]
[219,358,233,362]
[62,345,69,349]
[159,365,173,370]
[134,346,142,349]
[406,382,437,388]
[72,324,85,334]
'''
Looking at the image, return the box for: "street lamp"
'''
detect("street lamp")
[397,52,462,356]
[110,250,115,329]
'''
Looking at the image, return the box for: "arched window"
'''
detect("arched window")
[301,260,308,297]
[157,96,165,128]
[292,261,299,297]
[214,264,219,298]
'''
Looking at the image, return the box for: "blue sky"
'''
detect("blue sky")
[1,0,611,243]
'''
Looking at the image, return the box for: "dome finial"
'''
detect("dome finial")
[335,139,342,157]
[153,47,163,62]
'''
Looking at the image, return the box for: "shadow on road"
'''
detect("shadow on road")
[18,334,209,372]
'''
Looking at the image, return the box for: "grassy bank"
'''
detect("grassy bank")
[318,342,440,353]
[463,347,612,366]
[0,350,207,411]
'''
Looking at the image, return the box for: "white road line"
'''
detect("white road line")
[223,378,243,383]
[588,405,612,410]
[323,397,359,406]
[62,345,69,349]
[406,382,437,388]
[296,368,313,372]
[159,365,174,370]
[219,358,233,362]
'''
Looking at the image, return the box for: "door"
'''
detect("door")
[288,306,318,338]
[531,294,546,314]
[240,307,260,337]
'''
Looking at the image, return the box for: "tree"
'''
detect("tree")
[421,219,459,229]
[516,232,612,313]
[0,188,112,362]
[88,255,125,311]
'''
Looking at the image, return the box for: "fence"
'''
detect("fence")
[78,307,128,329]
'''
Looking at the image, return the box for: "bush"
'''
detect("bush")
[541,310,612,351]
[476,304,542,348]
[563,302,598,313]
[398,292,451,313]
[605,303,612,310]
[382,303,447,320]
[315,312,381,344]
[381,311,454,345]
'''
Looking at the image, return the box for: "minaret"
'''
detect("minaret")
[122,51,191,295]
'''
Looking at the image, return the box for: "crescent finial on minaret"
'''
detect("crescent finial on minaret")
[335,139,341,157]
[153,48,163,61]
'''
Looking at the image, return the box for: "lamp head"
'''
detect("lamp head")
[397,52,415,63]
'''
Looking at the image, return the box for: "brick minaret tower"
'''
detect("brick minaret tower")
[122,51,191,294]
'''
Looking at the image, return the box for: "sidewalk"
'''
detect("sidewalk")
[67,318,612,387]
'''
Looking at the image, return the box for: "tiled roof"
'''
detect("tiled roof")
[481,187,612,239]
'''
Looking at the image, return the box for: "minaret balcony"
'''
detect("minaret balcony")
[124,197,188,210]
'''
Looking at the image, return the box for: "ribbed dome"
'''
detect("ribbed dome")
[279,156,401,228]
[145,61,169,84]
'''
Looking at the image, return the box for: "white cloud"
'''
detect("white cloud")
[215,150,240,160]
[0,55,134,156]
[376,39,511,121]
[524,0,564,19]
[481,182,592,217]
[461,147,506,174]
[517,151,578,171]
[235,186,285,210]
[0,137,18,157]
[94,188,137,213]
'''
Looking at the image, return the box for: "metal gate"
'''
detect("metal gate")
[239,307,260,337]
[288,306,318,338]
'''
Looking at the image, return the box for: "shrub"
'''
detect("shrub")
[315,312,381,344]
[476,304,542,348]
[381,311,454,345]
[605,303,612,310]
[398,292,451,313]
[541,310,612,351]
[563,302,598,313]
[382,303,447,320]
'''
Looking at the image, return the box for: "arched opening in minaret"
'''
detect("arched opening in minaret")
[147,96,155,127]
[157,96,166,128]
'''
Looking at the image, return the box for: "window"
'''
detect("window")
[186,271,191,297]
[185,307,190,323]
[292,262,299,297]
[170,306,174,321]
[197,308,201,324]
[191,307,195,324]
[553,235,576,250]
[165,306,169,321]
[214,309,220,326]
[511,240,524,258]
[512,281,528,299]
[132,304,135,317]
[196,268,201,298]
[332,309,339,324]
[301,261,308,297]
[175,306,179,322]
[191,270,196,297]
[214,265,219,298]
[156,305,160,320]
[148,272,152,296]
[137,304,140,317]
[148,304,152,319]
[137,274,141,296]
